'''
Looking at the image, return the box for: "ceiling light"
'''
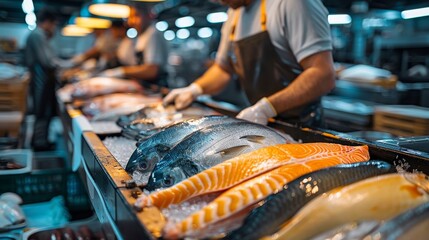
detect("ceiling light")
[28,24,36,31]
[25,12,36,26]
[176,29,190,39]
[62,25,93,37]
[127,28,138,38]
[401,7,429,19]
[328,14,352,25]
[164,30,175,41]
[197,27,213,38]
[175,16,195,28]
[207,12,228,23]
[89,1,130,18]
[75,17,111,29]
[155,21,168,31]
[22,0,34,14]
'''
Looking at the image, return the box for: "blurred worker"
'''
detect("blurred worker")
[163,0,335,127]
[99,4,169,86]
[71,20,127,70]
[24,8,60,151]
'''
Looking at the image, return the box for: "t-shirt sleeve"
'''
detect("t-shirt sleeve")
[284,0,332,63]
[215,9,234,71]
[144,29,168,66]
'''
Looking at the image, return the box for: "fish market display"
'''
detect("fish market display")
[138,143,368,207]
[125,116,244,181]
[225,161,395,240]
[144,127,301,191]
[164,146,370,239]
[268,173,429,240]
[81,93,161,121]
[367,201,429,240]
[118,103,218,140]
[63,77,143,100]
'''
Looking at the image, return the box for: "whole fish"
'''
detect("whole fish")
[267,173,429,240]
[366,201,429,240]
[144,122,290,191]
[137,143,368,209]
[225,161,395,240]
[163,146,370,239]
[125,115,243,182]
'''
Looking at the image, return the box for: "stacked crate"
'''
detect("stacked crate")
[0,74,29,137]
[374,105,429,137]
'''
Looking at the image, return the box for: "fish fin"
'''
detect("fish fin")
[404,173,429,194]
[239,135,266,144]
[214,145,249,157]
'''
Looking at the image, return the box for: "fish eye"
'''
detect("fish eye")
[139,162,148,170]
[163,175,174,187]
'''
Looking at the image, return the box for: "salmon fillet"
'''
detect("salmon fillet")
[164,145,370,239]
[136,143,368,210]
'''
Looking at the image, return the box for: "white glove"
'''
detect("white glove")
[236,97,277,125]
[163,83,203,110]
[99,67,125,78]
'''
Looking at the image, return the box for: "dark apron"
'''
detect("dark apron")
[30,63,57,148]
[227,0,322,127]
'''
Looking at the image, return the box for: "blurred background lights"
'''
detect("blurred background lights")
[197,27,213,38]
[126,28,138,38]
[155,21,168,31]
[164,30,175,41]
[175,16,195,28]
[207,12,228,23]
[176,28,190,39]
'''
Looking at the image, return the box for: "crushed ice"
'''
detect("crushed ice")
[102,136,137,168]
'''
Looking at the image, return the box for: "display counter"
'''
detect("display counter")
[56,91,429,239]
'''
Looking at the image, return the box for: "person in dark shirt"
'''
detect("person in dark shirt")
[24,8,60,151]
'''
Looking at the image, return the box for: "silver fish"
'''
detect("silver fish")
[145,121,288,191]
[125,115,242,182]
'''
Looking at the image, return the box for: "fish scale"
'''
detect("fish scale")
[165,145,370,239]
[137,143,368,209]
[125,115,242,180]
[145,122,290,191]
[225,161,395,240]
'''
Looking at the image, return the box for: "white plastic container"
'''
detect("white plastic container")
[0,149,32,175]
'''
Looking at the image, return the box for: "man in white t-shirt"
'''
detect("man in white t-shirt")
[99,5,169,86]
[164,0,335,127]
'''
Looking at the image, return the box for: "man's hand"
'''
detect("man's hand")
[236,97,277,125]
[99,67,125,78]
[163,83,203,110]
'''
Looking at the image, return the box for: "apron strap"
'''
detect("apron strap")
[229,0,267,41]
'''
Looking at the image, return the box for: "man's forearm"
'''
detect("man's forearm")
[122,64,159,81]
[268,51,335,114]
[194,63,232,95]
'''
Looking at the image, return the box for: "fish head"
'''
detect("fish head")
[145,158,199,191]
[126,148,162,176]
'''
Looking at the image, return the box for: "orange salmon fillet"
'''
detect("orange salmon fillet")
[164,145,369,239]
[136,143,368,209]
